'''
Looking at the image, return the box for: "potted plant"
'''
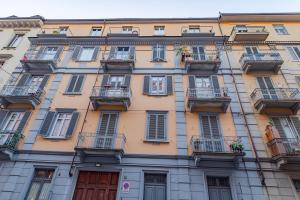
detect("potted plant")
[176,45,191,62]
[52,30,59,34]
[230,140,244,153]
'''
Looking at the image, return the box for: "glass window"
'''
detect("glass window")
[154,26,165,35]
[2,112,24,132]
[150,77,166,95]
[8,34,24,48]
[287,46,300,61]
[66,75,85,93]
[273,24,288,35]
[152,45,165,61]
[41,47,58,60]
[293,179,300,197]
[49,113,72,138]
[59,27,69,34]
[235,25,248,32]
[207,176,232,200]
[26,169,54,200]
[122,26,133,33]
[116,47,130,59]
[188,26,200,33]
[78,47,95,61]
[90,27,102,36]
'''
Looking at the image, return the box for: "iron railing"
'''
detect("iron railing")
[0,85,44,97]
[184,51,219,62]
[0,131,23,150]
[181,26,214,34]
[251,88,300,102]
[267,138,300,157]
[101,51,136,61]
[108,27,140,35]
[91,86,131,99]
[22,50,60,62]
[187,87,229,99]
[231,25,268,35]
[239,53,283,63]
[191,136,243,153]
[76,132,126,150]
[38,28,73,36]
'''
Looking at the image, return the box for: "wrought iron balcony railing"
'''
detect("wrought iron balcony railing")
[251,88,300,102]
[0,85,44,97]
[0,131,23,150]
[76,132,126,151]
[108,27,140,36]
[101,51,135,61]
[184,52,219,62]
[22,51,61,62]
[181,26,214,35]
[187,87,229,99]
[231,26,268,34]
[38,28,73,36]
[239,53,283,63]
[91,86,131,99]
[267,138,300,157]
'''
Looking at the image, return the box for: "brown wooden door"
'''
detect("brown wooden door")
[73,171,119,200]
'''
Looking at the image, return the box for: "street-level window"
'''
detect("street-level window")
[154,26,165,35]
[150,77,166,95]
[25,169,54,200]
[78,47,95,61]
[90,27,102,36]
[144,173,167,200]
[8,34,24,48]
[273,24,288,35]
[1,112,24,132]
[49,113,72,138]
[207,176,232,200]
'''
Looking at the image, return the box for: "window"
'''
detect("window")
[256,77,278,100]
[235,25,247,32]
[59,26,69,34]
[49,112,72,138]
[90,27,102,36]
[144,173,167,200]
[287,46,300,61]
[25,169,54,200]
[273,24,288,35]
[96,113,118,148]
[154,26,165,36]
[41,47,58,60]
[188,26,200,33]
[271,117,300,139]
[8,34,24,48]
[293,179,300,197]
[116,47,130,59]
[122,26,133,33]
[1,112,24,132]
[152,45,165,61]
[192,46,205,61]
[78,47,95,61]
[150,77,166,95]
[146,112,167,141]
[207,176,232,200]
[27,75,44,93]
[66,75,84,94]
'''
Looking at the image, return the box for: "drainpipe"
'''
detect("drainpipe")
[217,13,266,186]
[69,19,107,177]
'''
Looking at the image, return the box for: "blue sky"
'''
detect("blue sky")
[1,0,300,19]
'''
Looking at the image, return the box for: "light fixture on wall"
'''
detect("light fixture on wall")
[95,162,101,167]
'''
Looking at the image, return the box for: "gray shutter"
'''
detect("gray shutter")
[98,113,109,135]
[109,47,117,59]
[66,75,78,93]
[256,77,270,99]
[211,75,220,97]
[263,77,277,99]
[65,112,79,138]
[210,116,221,137]
[160,46,165,60]
[74,75,84,92]
[200,115,211,138]
[35,46,46,59]
[148,114,157,140]
[101,75,110,87]
[188,76,195,89]
[16,111,31,133]
[166,76,173,95]
[0,110,9,129]
[287,47,298,60]
[123,75,131,88]
[38,75,49,90]
[157,114,166,140]
[129,46,135,60]
[72,46,81,60]
[143,76,150,95]
[152,46,158,61]
[54,46,63,61]
[107,113,117,136]
[91,47,100,61]
[16,74,30,86]
[40,111,55,137]
[272,117,286,138]
[293,47,300,59]
[291,117,300,137]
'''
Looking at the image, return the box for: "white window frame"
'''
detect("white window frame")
[152,44,165,61]
[154,26,165,36]
[78,47,95,61]
[273,24,288,35]
[9,34,24,48]
[116,47,130,59]
[2,112,24,132]
[150,76,166,95]
[122,26,133,34]
[48,112,72,138]
[59,27,69,34]
[41,47,58,60]
[90,27,102,36]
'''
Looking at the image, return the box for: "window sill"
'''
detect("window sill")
[146,93,168,97]
[2,47,16,50]
[143,139,169,144]
[150,60,167,63]
[63,92,82,96]
[43,136,69,140]
[75,60,95,62]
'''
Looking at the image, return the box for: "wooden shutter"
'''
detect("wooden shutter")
[160,46,165,60]
[65,112,79,138]
[188,76,195,89]
[40,111,55,137]
[143,76,150,95]
[211,76,220,97]
[109,47,117,59]
[291,117,300,137]
[38,75,49,90]
[66,75,78,93]
[98,113,118,136]
[107,113,117,136]
[148,114,157,140]
[200,115,221,138]
[16,74,30,86]
[294,47,300,59]
[74,75,84,93]
[272,117,286,138]
[147,113,166,140]
[157,114,166,140]
[129,46,135,60]
[54,46,64,60]
[35,46,46,59]
[0,110,9,129]
[16,111,31,133]
[166,76,173,95]
[91,47,100,61]
[200,115,212,138]
[72,46,81,60]
[152,46,158,61]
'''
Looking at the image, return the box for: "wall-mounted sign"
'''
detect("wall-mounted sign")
[122,181,130,193]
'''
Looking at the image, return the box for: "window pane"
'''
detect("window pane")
[79,48,94,61]
[10,34,23,47]
[26,182,40,200]
[38,182,51,200]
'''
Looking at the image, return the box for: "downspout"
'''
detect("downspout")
[217,13,266,186]
[69,19,107,176]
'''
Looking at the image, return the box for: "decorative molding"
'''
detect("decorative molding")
[0,19,43,28]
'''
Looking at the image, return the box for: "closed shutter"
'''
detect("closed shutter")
[109,47,117,59]
[147,112,167,140]
[211,76,220,97]
[0,110,9,129]
[291,117,300,137]
[72,46,81,60]
[148,114,157,140]
[40,111,55,137]
[160,46,165,60]
[166,76,173,95]
[152,46,158,61]
[192,46,198,60]
[143,76,150,95]
[54,46,64,61]
[201,115,212,138]
[129,46,135,60]
[74,75,84,92]
[91,47,100,61]
[97,113,118,148]
[38,75,49,90]
[16,74,30,87]
[35,46,46,59]
[157,114,166,140]
[272,117,286,138]
[65,112,79,138]
[200,115,222,152]
[16,111,31,133]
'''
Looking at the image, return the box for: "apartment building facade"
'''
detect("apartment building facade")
[0,13,300,200]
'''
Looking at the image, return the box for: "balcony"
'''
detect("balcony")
[184,51,221,73]
[187,87,231,112]
[240,53,284,74]
[75,132,126,163]
[0,85,44,109]
[20,51,59,73]
[90,86,131,111]
[231,26,269,41]
[181,26,215,37]
[107,27,139,37]
[37,28,73,38]
[100,51,135,73]
[191,136,244,168]
[251,88,300,114]
[0,131,23,160]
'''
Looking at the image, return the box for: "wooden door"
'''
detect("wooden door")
[73,171,119,200]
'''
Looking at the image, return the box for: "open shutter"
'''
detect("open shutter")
[54,46,64,61]
[211,75,220,97]
[74,75,84,93]
[166,76,173,95]
[0,110,9,129]
[98,113,109,135]
[129,46,135,60]
[272,117,286,138]
[257,77,271,99]
[65,112,79,138]
[160,46,165,60]
[101,75,110,87]
[152,46,158,61]
[72,46,81,60]
[263,77,277,99]
[35,46,46,59]
[16,111,31,134]
[40,111,55,137]
[66,75,77,93]
[143,76,150,95]
[38,75,49,90]
[16,74,30,87]
[200,115,211,138]
[291,117,300,137]
[123,75,131,88]
[157,114,166,140]
[109,47,117,59]
[91,47,100,61]
[147,114,157,140]
[210,116,221,138]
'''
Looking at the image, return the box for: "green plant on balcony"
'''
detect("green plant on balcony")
[0,132,23,150]
[52,30,59,34]
[176,45,191,62]
[229,140,244,153]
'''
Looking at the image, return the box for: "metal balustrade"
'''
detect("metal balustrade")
[181,26,214,36]
[239,52,282,63]
[0,85,44,97]
[187,87,229,99]
[91,86,131,99]
[38,28,73,36]
[267,138,300,157]
[251,88,300,102]
[232,26,268,34]
[0,131,23,150]
[108,27,140,36]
